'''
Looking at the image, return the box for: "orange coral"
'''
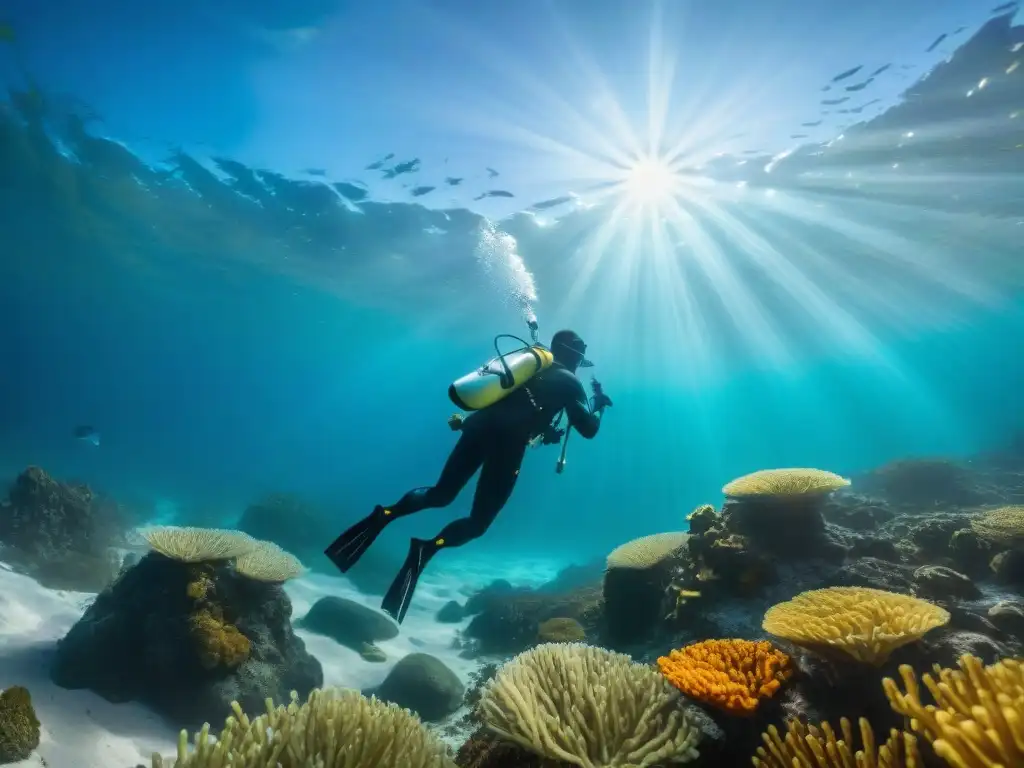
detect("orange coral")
[657,638,793,715]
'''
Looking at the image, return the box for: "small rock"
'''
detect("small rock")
[373,652,464,722]
[298,597,398,652]
[464,579,518,615]
[436,600,465,624]
[836,557,915,593]
[849,536,900,561]
[949,528,994,577]
[912,565,981,601]
[988,600,1024,638]
[358,643,387,663]
[990,550,1024,586]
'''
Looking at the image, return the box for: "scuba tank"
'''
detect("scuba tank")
[449,333,554,411]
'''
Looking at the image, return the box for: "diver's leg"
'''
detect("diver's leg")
[381,439,526,623]
[324,430,484,573]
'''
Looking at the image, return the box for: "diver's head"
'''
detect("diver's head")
[551,329,592,372]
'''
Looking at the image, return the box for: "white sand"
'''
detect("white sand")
[0,553,566,767]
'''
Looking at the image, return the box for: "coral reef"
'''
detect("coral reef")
[371,652,465,722]
[51,531,321,730]
[450,453,1024,767]
[602,531,690,647]
[461,578,603,656]
[151,687,455,767]
[0,686,40,764]
[0,466,131,591]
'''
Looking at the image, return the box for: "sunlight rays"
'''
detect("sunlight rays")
[406,0,1019,382]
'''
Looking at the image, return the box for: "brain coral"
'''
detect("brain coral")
[479,642,701,767]
[970,505,1024,548]
[152,688,455,767]
[606,532,689,570]
[752,716,920,768]
[883,654,1024,768]
[762,587,950,666]
[723,468,850,499]
[657,639,792,715]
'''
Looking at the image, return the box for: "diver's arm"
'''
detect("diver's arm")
[563,378,601,439]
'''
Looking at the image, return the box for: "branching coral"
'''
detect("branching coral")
[189,608,251,670]
[152,688,456,767]
[606,532,689,570]
[479,642,701,767]
[762,587,950,666]
[723,468,850,499]
[657,639,792,715]
[970,505,1024,549]
[0,686,40,764]
[140,525,256,562]
[882,654,1024,768]
[751,717,921,768]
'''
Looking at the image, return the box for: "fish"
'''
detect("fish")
[73,425,100,447]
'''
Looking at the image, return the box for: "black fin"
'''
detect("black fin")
[381,539,432,624]
[324,507,387,573]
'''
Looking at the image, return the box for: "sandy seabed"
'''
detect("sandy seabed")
[0,555,565,767]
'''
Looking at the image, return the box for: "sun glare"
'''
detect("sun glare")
[623,157,677,204]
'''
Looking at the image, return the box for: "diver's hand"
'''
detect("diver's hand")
[593,392,613,411]
[447,413,465,431]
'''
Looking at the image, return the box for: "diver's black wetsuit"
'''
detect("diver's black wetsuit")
[386,362,601,544]
[324,361,602,622]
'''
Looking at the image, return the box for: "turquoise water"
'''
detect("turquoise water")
[1,4,1022,571]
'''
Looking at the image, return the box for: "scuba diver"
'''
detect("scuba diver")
[325,328,613,624]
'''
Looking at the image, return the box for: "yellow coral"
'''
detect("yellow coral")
[537,617,586,643]
[687,504,716,521]
[153,688,455,767]
[189,609,251,670]
[606,532,689,570]
[752,717,921,768]
[882,654,1024,768]
[723,468,850,499]
[970,505,1024,548]
[185,564,214,601]
[0,686,40,764]
[762,587,950,666]
[657,639,792,715]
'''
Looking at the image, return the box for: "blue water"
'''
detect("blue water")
[1,0,1023,569]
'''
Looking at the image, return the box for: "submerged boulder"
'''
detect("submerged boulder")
[50,552,322,730]
[297,596,398,655]
[372,652,464,722]
[0,466,129,591]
